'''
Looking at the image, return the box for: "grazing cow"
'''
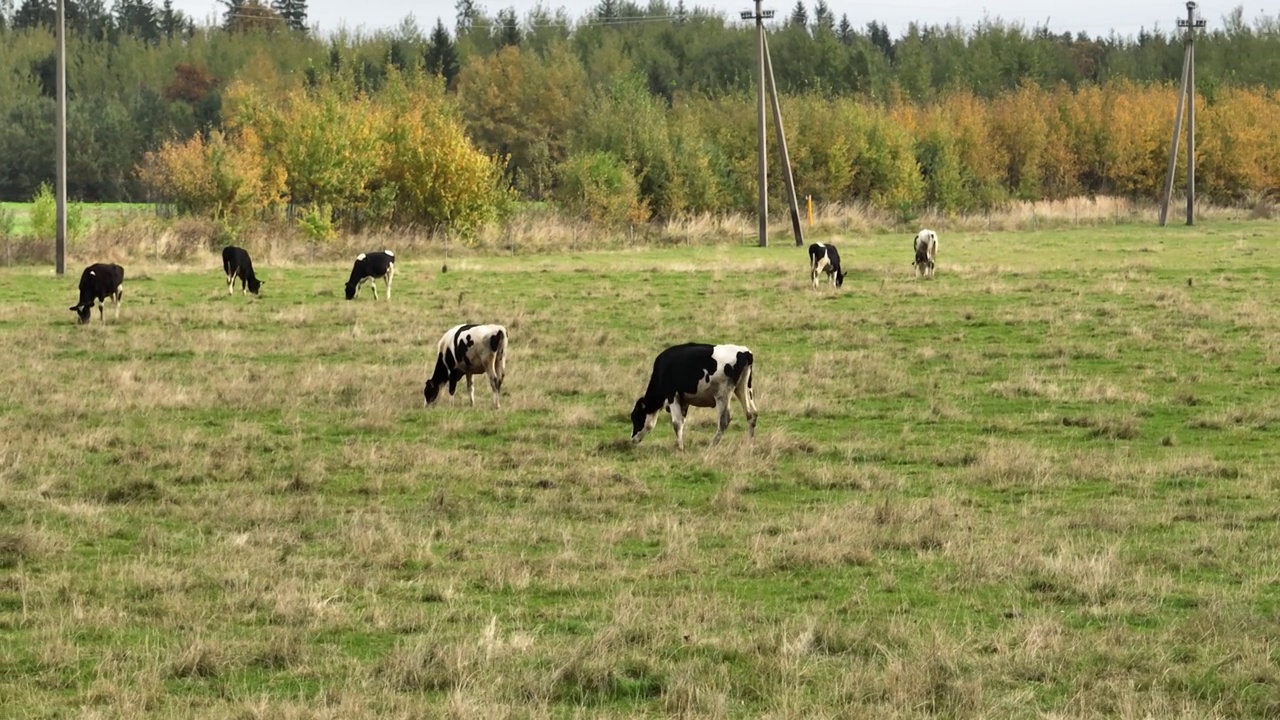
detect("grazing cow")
[631,343,758,451]
[809,243,845,288]
[423,324,508,408]
[345,250,395,300]
[913,229,939,279]
[221,245,262,296]
[69,263,124,325]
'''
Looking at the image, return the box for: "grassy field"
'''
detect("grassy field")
[0,201,150,238]
[2,221,1278,718]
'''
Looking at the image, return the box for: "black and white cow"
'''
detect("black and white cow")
[69,263,125,325]
[631,343,758,451]
[222,245,262,296]
[913,229,938,279]
[423,324,508,408]
[809,243,845,288]
[345,250,395,300]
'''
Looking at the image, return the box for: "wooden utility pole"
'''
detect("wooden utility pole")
[55,0,67,276]
[1182,1,1204,225]
[741,2,774,246]
[1158,49,1191,227]
[1160,1,1205,226]
[762,32,805,246]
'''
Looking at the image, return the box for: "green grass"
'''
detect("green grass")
[2,221,1279,717]
[0,201,148,236]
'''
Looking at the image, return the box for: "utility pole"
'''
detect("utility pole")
[761,32,804,246]
[1180,1,1204,225]
[741,1,774,247]
[1158,49,1191,227]
[55,0,67,276]
[1160,2,1204,227]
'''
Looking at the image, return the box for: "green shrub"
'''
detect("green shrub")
[297,204,335,241]
[29,184,87,240]
[554,151,648,225]
[0,206,15,238]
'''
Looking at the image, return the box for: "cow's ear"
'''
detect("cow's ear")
[69,305,78,311]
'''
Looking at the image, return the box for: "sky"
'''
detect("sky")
[169,0,1241,40]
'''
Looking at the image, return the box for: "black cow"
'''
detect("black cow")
[69,263,124,325]
[809,243,845,288]
[631,343,758,451]
[423,324,508,408]
[345,250,395,300]
[222,246,262,296]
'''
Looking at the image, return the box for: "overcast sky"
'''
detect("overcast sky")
[170,0,1253,39]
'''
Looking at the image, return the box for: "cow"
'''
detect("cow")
[221,245,262,296]
[809,243,845,289]
[423,324,508,409]
[631,343,758,451]
[345,250,395,300]
[69,263,124,325]
[913,229,939,279]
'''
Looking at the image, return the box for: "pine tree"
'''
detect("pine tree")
[812,0,833,34]
[221,0,281,33]
[158,0,187,38]
[867,20,893,60]
[455,0,478,35]
[113,0,159,42]
[837,13,854,45]
[12,0,55,30]
[271,0,305,32]
[425,17,461,87]
[594,0,618,20]
[494,6,519,46]
[788,0,806,28]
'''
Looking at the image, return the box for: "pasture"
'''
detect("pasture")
[2,221,1279,718]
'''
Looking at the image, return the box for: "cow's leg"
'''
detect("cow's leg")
[466,374,476,406]
[712,394,731,446]
[811,266,819,289]
[371,279,379,301]
[384,270,393,300]
[487,365,502,409]
[669,401,687,452]
[735,375,758,442]
[113,290,122,320]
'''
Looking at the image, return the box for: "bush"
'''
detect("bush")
[297,204,336,241]
[0,206,15,238]
[28,183,87,240]
[554,151,649,225]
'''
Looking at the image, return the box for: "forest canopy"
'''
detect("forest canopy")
[2,0,1278,229]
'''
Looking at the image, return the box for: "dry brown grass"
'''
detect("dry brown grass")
[2,194,1267,270]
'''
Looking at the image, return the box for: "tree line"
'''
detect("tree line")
[1,0,1279,231]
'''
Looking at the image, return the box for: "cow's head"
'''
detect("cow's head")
[344,282,357,300]
[247,277,263,295]
[630,399,657,444]
[69,304,91,324]
[834,269,845,288]
[423,379,443,406]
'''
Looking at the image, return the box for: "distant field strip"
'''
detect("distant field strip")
[1,222,1278,718]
